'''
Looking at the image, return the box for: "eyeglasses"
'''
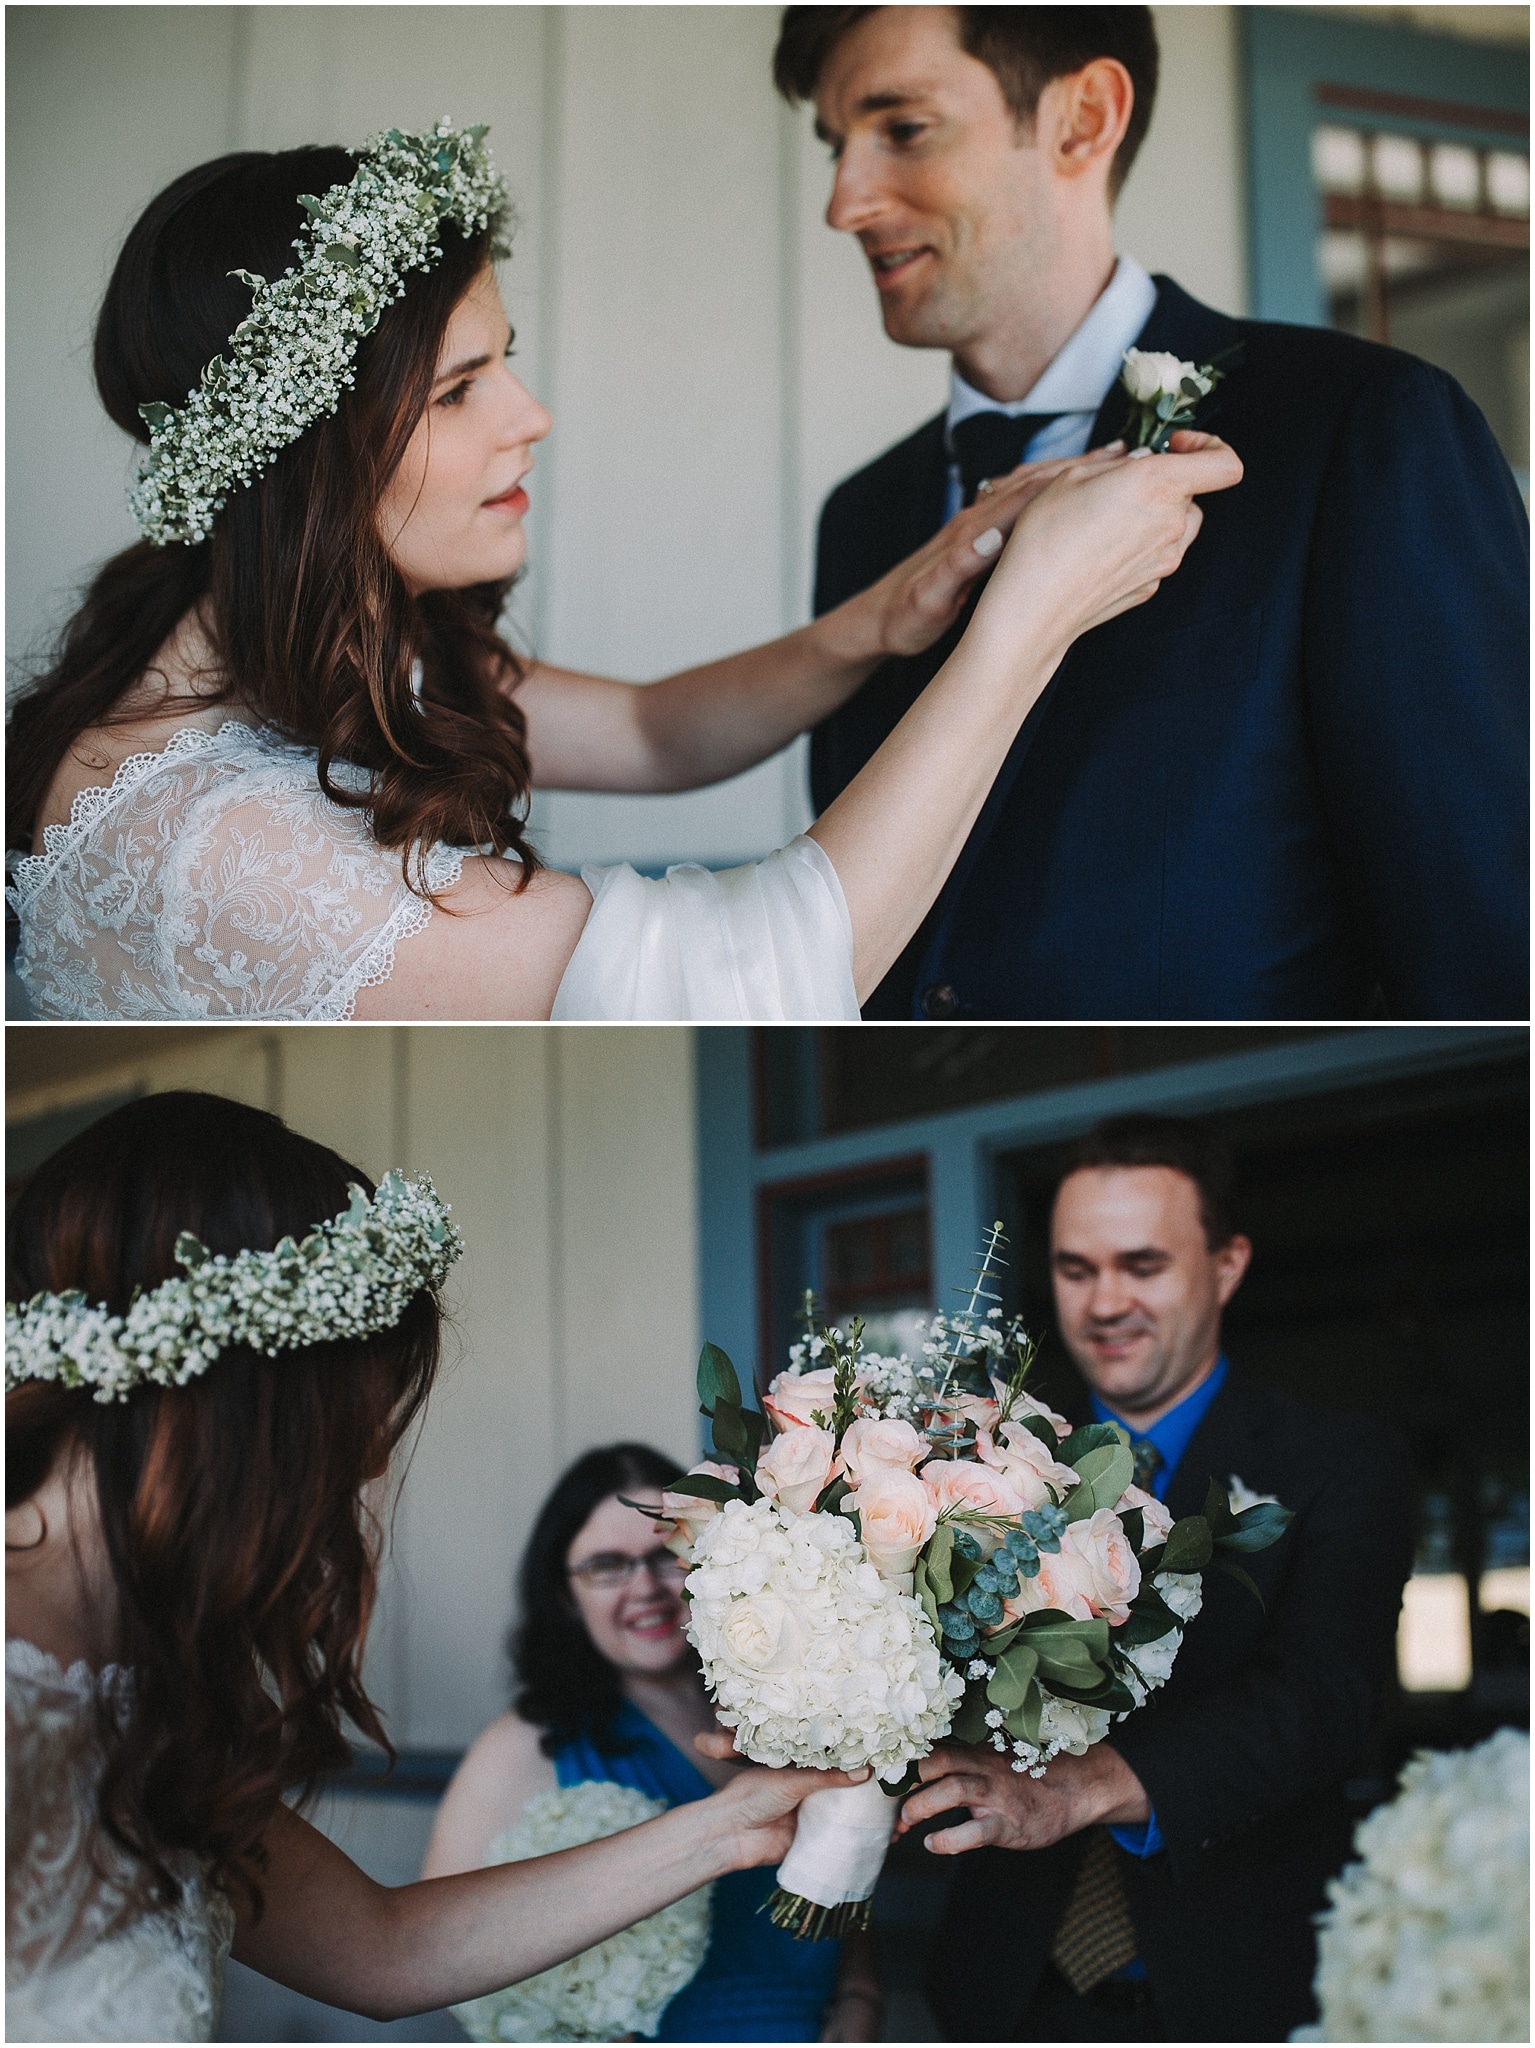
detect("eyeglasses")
[566,1546,690,1592]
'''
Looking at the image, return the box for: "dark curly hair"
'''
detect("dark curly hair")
[5,1091,444,1916]
[511,1442,687,1757]
[7,144,540,897]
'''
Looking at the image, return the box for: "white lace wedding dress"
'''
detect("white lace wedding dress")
[8,722,858,1021]
[6,1639,236,2042]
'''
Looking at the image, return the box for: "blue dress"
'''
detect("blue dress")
[553,1702,840,2041]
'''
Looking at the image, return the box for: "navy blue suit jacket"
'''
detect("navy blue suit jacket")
[926,1372,1415,2042]
[812,278,1529,1020]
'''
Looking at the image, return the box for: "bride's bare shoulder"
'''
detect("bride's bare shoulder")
[348,859,594,1022]
[33,611,236,840]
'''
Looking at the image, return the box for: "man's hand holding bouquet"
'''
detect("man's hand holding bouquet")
[645,1228,1291,1938]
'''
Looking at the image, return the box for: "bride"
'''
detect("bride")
[6,1089,868,2041]
[6,122,1239,1022]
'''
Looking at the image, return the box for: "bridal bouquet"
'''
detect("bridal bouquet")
[451,1782,712,2042]
[654,1228,1291,1938]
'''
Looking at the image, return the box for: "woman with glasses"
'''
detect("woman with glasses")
[423,1443,884,2041]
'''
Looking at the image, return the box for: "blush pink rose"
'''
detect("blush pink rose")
[657,1462,740,1556]
[921,1458,1027,1548]
[852,1469,938,1582]
[1002,1389,1072,1440]
[946,1391,1002,1432]
[755,1424,839,1514]
[1023,1508,1142,1624]
[840,1416,927,1486]
[1114,1482,1172,1548]
[976,1422,1078,1507]
[762,1367,844,1431]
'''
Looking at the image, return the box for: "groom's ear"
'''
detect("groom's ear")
[1046,59,1136,186]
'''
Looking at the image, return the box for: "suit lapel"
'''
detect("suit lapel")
[1087,275,1246,450]
[915,277,1247,986]
[1162,1375,1258,1522]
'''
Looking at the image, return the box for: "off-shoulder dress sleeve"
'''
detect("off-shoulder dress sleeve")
[550,835,858,1021]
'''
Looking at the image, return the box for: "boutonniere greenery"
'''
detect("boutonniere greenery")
[1119,346,1237,452]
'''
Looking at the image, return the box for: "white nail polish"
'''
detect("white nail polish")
[1127,446,1153,460]
[972,527,1004,557]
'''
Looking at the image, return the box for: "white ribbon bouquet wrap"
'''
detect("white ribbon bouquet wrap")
[653,1227,1291,1939]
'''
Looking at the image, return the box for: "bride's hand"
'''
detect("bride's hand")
[840,444,1129,662]
[969,430,1243,660]
[702,1750,873,1869]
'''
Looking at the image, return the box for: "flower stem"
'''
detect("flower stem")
[764,1888,875,1941]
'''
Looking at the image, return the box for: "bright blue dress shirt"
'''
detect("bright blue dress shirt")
[1088,1358,1227,1893]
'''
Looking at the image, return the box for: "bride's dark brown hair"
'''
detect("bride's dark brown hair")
[6,144,539,890]
[6,1091,443,1913]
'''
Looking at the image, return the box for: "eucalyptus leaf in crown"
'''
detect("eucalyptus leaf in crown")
[5,1170,462,1403]
[129,119,511,546]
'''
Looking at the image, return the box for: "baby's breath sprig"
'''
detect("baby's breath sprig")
[5,1171,462,1403]
[130,119,511,546]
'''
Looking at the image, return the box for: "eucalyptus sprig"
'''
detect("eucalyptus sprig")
[932,1220,1009,1402]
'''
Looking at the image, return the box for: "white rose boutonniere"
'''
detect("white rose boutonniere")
[1120,346,1230,452]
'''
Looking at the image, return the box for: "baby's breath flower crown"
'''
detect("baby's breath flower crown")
[5,1171,463,1404]
[129,119,511,546]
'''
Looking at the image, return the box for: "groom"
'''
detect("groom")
[900,1113,1416,2041]
[773,6,1528,1020]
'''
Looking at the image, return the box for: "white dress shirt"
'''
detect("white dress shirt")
[942,253,1159,518]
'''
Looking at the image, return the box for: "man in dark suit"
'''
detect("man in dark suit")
[773,7,1528,1020]
[898,1113,1415,2041]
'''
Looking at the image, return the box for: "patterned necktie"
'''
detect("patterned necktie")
[1050,1826,1139,1995]
[951,410,1062,506]
[1132,1438,1163,1493]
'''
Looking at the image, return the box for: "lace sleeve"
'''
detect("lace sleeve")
[10,724,466,1020]
[549,835,858,1021]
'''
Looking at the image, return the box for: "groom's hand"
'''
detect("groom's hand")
[894,1740,1151,1856]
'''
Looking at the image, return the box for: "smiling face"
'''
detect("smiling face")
[376,265,552,594]
[565,1491,692,1678]
[813,7,1058,359]
[1050,1167,1252,1425]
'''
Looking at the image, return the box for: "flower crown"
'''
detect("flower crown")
[5,1171,463,1404]
[129,119,511,546]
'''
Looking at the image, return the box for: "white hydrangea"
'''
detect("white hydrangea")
[129,120,510,545]
[1294,1729,1528,2043]
[685,1498,963,1781]
[5,1171,461,1402]
[451,1782,711,2042]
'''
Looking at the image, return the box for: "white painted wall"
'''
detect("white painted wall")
[7,4,1246,869]
[6,1025,700,1751]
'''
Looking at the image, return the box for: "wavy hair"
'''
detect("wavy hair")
[511,1443,687,1757]
[5,1091,444,1915]
[7,145,539,893]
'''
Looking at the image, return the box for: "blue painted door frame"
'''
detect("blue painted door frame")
[1244,9,1528,325]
